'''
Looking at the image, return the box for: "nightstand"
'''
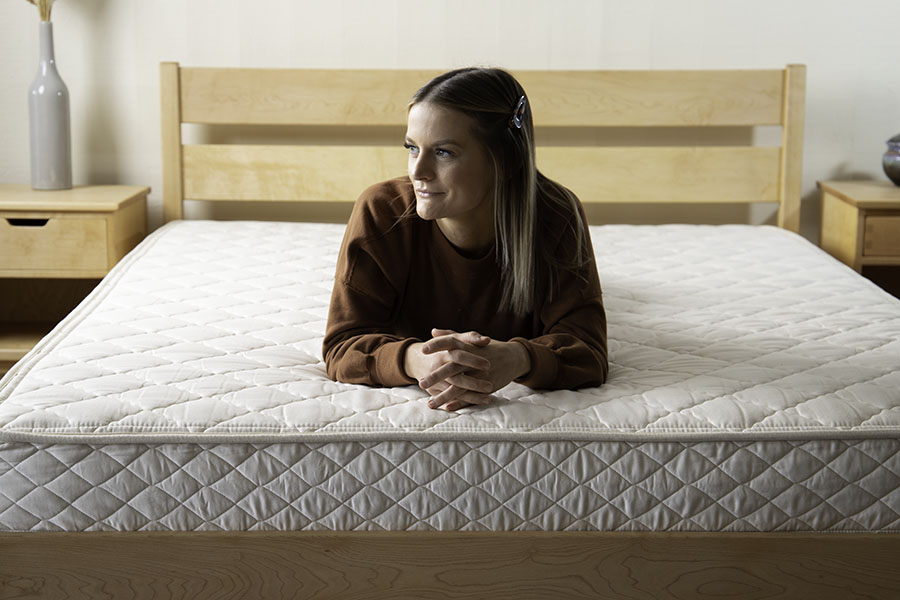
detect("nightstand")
[0,184,149,374]
[819,180,900,270]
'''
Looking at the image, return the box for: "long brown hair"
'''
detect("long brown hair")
[410,67,588,316]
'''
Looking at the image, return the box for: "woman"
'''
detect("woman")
[323,67,607,411]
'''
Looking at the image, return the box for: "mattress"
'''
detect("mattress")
[1,220,899,532]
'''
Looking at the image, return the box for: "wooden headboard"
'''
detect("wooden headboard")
[160,63,806,231]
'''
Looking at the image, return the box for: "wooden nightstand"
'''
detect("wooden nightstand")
[819,180,900,271]
[0,184,149,374]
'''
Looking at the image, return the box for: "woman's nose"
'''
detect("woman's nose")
[410,155,432,181]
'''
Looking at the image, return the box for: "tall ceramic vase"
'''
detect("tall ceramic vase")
[29,21,72,190]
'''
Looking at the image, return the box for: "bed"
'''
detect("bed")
[2,63,899,599]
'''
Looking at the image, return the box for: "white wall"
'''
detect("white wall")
[2,0,899,239]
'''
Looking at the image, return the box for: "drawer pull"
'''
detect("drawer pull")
[6,218,49,227]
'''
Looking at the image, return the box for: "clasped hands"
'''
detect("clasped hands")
[404,328,531,411]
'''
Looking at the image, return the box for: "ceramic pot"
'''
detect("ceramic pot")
[29,21,72,190]
[884,133,900,187]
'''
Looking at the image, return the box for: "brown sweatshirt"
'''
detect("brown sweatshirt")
[323,177,608,390]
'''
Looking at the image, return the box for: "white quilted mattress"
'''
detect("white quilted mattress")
[1,220,899,532]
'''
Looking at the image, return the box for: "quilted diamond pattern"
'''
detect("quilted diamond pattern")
[2,439,898,532]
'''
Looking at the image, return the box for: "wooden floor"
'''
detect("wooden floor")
[1,531,899,599]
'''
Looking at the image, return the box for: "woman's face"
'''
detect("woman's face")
[406,102,494,229]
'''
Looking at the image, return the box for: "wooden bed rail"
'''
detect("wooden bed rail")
[2,530,896,599]
[160,63,806,230]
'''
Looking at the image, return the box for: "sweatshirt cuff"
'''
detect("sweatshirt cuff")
[373,338,419,387]
[510,338,557,389]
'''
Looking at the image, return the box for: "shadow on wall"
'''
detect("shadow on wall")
[185,200,356,224]
[827,163,880,182]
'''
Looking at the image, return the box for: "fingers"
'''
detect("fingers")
[419,360,490,390]
[421,339,491,370]
[423,378,495,411]
[445,372,493,393]
[421,335,490,361]
[431,328,491,347]
[443,399,476,412]
[427,386,494,411]
[427,383,462,408]
[425,380,450,395]
[441,391,494,411]
[427,381,492,406]
[424,379,468,402]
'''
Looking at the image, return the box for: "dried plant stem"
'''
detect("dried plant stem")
[26,0,55,22]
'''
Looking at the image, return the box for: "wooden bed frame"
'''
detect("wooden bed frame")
[158,63,805,229]
[4,63,900,599]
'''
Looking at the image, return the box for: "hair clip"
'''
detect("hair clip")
[510,95,527,129]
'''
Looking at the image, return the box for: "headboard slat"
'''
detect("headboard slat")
[181,144,781,206]
[180,68,439,126]
[183,145,403,202]
[538,146,781,205]
[519,70,784,127]
[178,67,785,128]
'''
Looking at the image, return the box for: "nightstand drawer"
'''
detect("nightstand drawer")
[864,216,900,256]
[0,215,108,273]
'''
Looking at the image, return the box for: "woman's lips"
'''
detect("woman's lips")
[416,189,445,198]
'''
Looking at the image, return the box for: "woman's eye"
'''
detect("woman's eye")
[404,143,452,158]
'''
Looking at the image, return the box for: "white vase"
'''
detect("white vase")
[29,21,72,190]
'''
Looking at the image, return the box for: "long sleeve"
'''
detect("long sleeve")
[324,248,418,386]
[323,180,419,387]
[511,293,608,390]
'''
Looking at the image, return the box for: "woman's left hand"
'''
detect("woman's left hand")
[420,328,531,411]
